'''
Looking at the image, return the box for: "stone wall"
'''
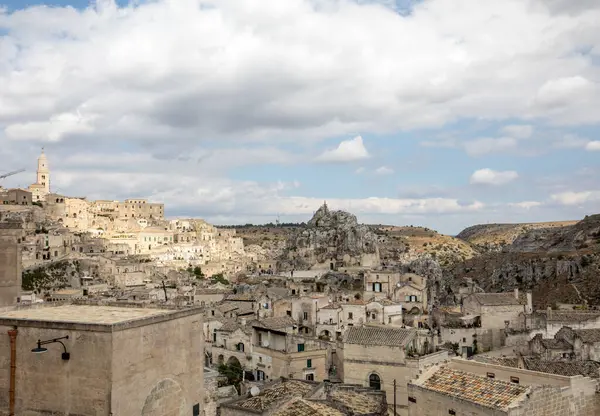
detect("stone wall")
[0,325,112,415]
[111,313,204,416]
[0,227,21,307]
[407,384,509,416]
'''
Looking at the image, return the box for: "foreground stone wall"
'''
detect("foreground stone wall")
[0,325,112,415]
[111,314,204,416]
[0,228,21,307]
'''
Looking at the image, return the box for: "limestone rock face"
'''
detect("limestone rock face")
[278,203,380,270]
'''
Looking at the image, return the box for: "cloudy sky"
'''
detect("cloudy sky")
[1,0,599,234]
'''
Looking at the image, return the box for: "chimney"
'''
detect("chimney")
[526,292,533,314]
[514,288,519,300]
[241,318,247,326]
[547,306,552,320]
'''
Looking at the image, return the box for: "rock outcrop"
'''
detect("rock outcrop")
[277,203,380,271]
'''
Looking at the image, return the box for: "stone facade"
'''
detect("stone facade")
[0,189,32,206]
[0,304,204,416]
[0,224,22,306]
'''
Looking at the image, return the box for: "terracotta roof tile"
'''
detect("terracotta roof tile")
[472,293,523,306]
[573,328,600,343]
[344,326,416,347]
[522,358,600,379]
[253,315,297,331]
[420,367,528,410]
[272,398,343,416]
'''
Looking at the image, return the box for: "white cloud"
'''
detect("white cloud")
[585,141,600,151]
[315,136,370,163]
[552,134,589,149]
[1,0,600,147]
[464,137,517,157]
[470,168,518,185]
[508,201,542,209]
[502,125,533,139]
[551,191,600,205]
[355,167,365,174]
[374,166,394,175]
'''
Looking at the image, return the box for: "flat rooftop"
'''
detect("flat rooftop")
[0,304,202,331]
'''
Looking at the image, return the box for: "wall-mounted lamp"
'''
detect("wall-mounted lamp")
[31,336,70,360]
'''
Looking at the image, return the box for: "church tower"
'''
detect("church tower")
[36,149,50,194]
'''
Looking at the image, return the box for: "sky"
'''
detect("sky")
[0,0,599,234]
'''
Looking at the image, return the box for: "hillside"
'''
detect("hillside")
[456,220,578,252]
[445,214,600,307]
[373,225,477,267]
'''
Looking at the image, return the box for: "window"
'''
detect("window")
[372,313,376,319]
[372,282,382,292]
[510,376,520,384]
[486,372,495,379]
[237,343,245,352]
[306,374,314,381]
[287,310,292,316]
[408,397,416,403]
[449,410,456,415]
[211,310,215,316]
[258,333,263,345]
[307,359,312,368]
[297,344,305,352]
[303,312,308,320]
[348,312,353,320]
[292,289,296,295]
[369,373,381,390]
[462,338,466,343]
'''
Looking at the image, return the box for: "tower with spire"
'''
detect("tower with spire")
[28,148,51,201]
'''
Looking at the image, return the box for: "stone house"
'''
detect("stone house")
[408,357,599,416]
[0,188,32,206]
[365,299,403,325]
[316,303,342,341]
[462,290,531,330]
[555,327,600,361]
[338,325,448,415]
[272,295,330,336]
[212,319,254,373]
[526,309,600,338]
[252,316,331,382]
[528,333,574,360]
[0,303,204,415]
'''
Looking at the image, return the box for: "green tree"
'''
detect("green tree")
[193,266,204,278]
[218,361,243,391]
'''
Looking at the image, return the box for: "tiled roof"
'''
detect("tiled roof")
[472,356,519,367]
[320,303,341,310]
[536,310,600,323]
[540,338,572,350]
[344,326,416,347]
[522,358,600,379]
[471,293,522,306]
[225,293,258,301]
[253,316,297,331]
[217,319,243,332]
[329,390,383,414]
[272,398,343,416]
[573,328,600,343]
[420,367,528,410]
[237,380,315,411]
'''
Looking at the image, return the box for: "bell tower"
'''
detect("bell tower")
[37,148,50,194]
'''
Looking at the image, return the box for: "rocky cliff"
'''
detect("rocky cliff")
[277,203,379,270]
[445,214,600,307]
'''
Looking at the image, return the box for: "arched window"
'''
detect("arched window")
[369,373,381,390]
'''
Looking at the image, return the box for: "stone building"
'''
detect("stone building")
[252,316,331,382]
[555,327,600,361]
[272,295,330,336]
[0,222,22,306]
[0,189,32,206]
[0,303,205,415]
[462,290,531,330]
[407,358,599,416]
[526,309,600,338]
[338,325,448,415]
[528,333,574,360]
[364,271,428,314]
[28,150,50,202]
